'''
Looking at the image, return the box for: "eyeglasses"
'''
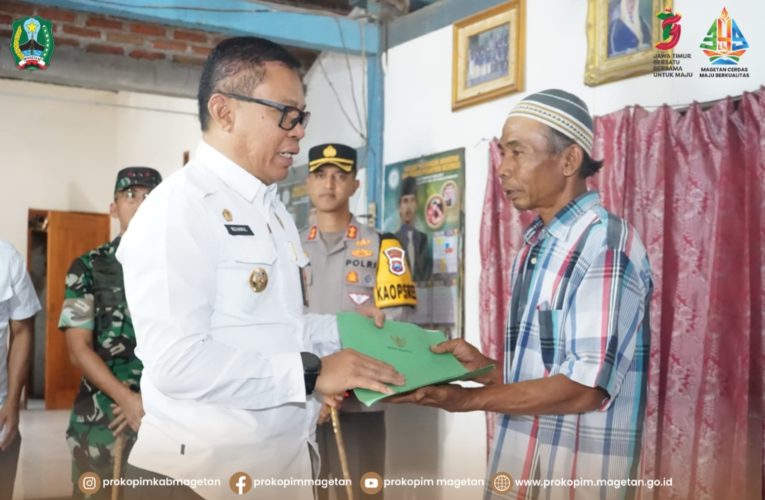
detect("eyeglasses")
[217,91,310,131]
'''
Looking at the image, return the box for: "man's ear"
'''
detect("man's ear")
[561,144,584,178]
[352,178,360,195]
[207,94,234,133]
[109,201,118,219]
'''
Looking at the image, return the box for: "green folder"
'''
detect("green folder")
[337,311,495,407]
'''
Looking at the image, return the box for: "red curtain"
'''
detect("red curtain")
[479,87,764,499]
[479,141,533,450]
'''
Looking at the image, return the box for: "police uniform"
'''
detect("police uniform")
[59,167,161,497]
[301,144,416,500]
[0,240,41,500]
[116,141,339,500]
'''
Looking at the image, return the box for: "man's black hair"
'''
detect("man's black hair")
[545,127,604,178]
[197,36,301,131]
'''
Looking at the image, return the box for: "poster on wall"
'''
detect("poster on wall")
[381,148,465,338]
[278,164,313,232]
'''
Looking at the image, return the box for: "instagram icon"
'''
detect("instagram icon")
[78,472,102,495]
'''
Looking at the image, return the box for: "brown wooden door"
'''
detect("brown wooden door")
[43,210,110,409]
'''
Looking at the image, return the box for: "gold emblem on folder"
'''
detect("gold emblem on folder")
[391,336,407,348]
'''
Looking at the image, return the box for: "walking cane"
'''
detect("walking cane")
[330,407,355,500]
[112,382,132,500]
[111,433,126,500]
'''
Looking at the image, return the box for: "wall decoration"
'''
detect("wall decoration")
[585,0,671,86]
[452,1,525,110]
[382,149,465,338]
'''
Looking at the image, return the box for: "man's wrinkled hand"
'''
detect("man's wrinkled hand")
[431,339,500,385]
[387,384,473,412]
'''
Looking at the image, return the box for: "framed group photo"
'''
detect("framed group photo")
[452,1,525,111]
[585,0,671,85]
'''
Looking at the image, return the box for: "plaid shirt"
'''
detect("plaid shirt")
[486,191,652,500]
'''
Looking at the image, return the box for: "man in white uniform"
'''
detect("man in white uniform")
[0,240,41,500]
[117,37,403,500]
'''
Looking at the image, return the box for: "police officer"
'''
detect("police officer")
[302,143,416,500]
[115,37,403,500]
[59,166,161,498]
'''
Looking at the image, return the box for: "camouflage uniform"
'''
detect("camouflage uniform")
[59,235,141,497]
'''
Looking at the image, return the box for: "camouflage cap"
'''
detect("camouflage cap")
[114,167,162,193]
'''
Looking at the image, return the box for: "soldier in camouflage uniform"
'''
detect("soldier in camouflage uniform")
[59,167,161,498]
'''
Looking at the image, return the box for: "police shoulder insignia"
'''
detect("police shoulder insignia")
[375,237,417,308]
[348,293,370,305]
[352,249,374,258]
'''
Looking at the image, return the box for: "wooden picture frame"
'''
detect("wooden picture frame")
[452,1,525,111]
[585,0,671,86]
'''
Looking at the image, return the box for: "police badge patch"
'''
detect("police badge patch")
[375,237,417,308]
[383,247,407,276]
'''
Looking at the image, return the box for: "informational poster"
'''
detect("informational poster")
[381,148,465,338]
[277,164,312,232]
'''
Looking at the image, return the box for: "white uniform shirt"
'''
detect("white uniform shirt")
[117,141,338,499]
[0,240,41,408]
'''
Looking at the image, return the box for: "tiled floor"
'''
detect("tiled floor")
[14,400,72,499]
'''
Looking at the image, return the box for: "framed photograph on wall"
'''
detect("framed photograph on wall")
[585,0,670,86]
[452,1,525,111]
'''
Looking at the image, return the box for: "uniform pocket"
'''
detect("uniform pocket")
[537,309,563,372]
[219,240,277,315]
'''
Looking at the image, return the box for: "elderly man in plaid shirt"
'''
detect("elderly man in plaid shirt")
[392,89,652,500]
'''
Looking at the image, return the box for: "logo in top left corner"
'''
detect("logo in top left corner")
[10,16,55,71]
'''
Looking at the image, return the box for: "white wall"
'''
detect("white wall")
[303,0,764,497]
[0,79,200,255]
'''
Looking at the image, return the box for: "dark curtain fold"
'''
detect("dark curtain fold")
[479,140,535,452]
[479,87,764,499]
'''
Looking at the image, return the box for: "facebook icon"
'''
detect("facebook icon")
[229,472,252,495]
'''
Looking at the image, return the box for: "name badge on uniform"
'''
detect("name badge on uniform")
[225,224,254,236]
